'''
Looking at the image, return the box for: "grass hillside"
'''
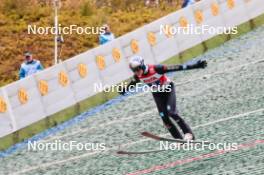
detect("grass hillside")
[0,0,183,86]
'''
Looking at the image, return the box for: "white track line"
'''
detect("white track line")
[12,107,264,175]
[41,59,264,143]
[174,58,264,86]
[193,108,264,129]
[42,110,154,143]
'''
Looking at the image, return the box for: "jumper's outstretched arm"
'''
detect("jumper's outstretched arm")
[163,60,207,73]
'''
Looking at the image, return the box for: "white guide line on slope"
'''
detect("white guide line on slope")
[41,58,264,143]
[11,107,264,175]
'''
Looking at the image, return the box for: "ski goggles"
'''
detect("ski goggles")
[130,66,142,72]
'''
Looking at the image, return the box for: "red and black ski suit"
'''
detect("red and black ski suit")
[123,60,207,139]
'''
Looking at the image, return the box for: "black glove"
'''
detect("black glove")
[197,60,207,68]
[186,60,207,69]
[118,86,127,96]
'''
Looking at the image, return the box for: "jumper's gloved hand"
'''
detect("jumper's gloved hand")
[197,60,207,68]
[118,86,127,96]
[186,60,207,69]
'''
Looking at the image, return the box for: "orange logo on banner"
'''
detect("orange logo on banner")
[227,0,235,9]
[58,71,69,87]
[162,25,173,38]
[18,88,28,104]
[195,10,204,24]
[179,16,188,28]
[0,97,7,113]
[96,55,106,70]
[211,2,220,16]
[78,63,87,78]
[147,32,157,46]
[112,48,121,62]
[130,39,139,54]
[38,80,49,96]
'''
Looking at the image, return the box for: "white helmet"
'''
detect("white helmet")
[129,55,146,72]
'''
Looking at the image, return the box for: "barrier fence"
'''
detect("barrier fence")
[0,0,263,139]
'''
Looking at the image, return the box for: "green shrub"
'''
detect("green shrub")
[80,0,94,16]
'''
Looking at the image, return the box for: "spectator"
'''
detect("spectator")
[19,51,44,79]
[182,0,196,8]
[99,24,115,45]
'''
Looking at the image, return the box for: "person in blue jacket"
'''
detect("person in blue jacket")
[99,24,115,45]
[182,0,196,8]
[19,51,44,79]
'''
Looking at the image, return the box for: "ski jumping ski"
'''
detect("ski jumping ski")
[141,132,211,144]
[117,150,166,155]
[117,132,211,155]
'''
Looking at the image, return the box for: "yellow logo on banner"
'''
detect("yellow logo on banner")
[179,16,188,28]
[0,97,7,113]
[112,48,121,62]
[147,32,157,46]
[227,0,235,9]
[58,71,69,87]
[195,10,204,24]
[78,63,87,78]
[211,2,220,16]
[130,39,139,54]
[38,80,49,96]
[96,55,106,70]
[162,25,173,38]
[18,88,28,104]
